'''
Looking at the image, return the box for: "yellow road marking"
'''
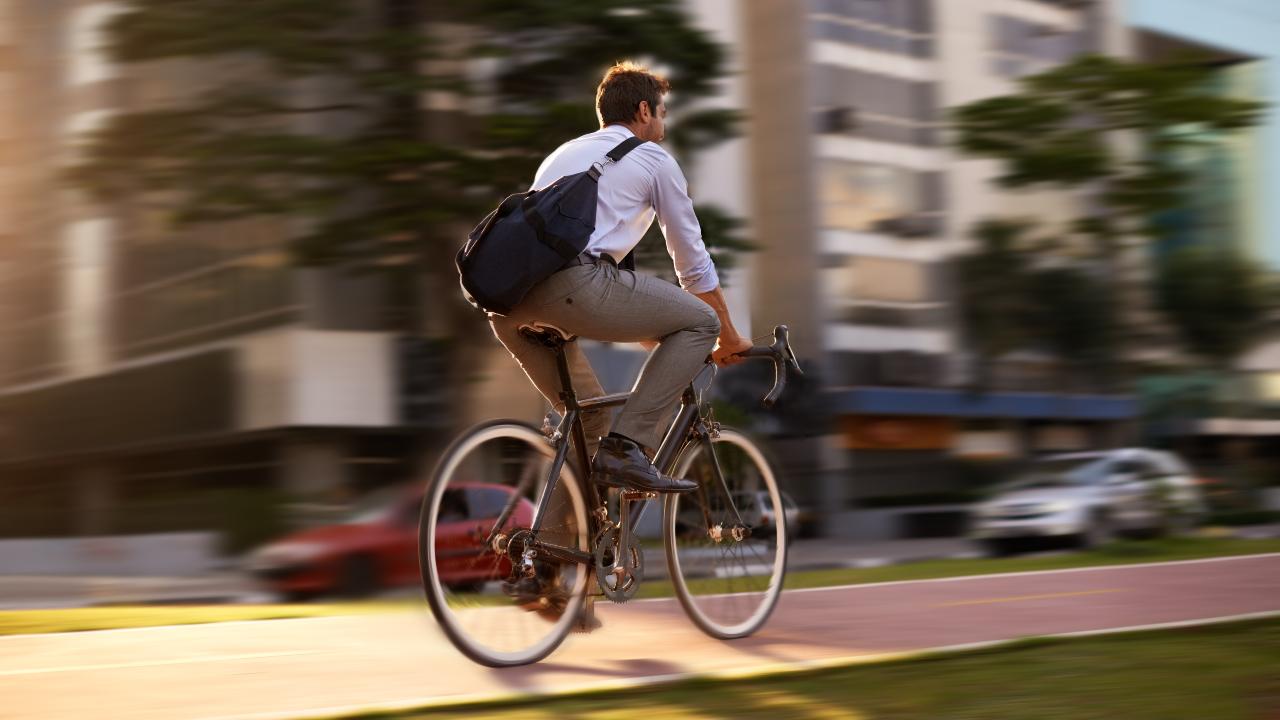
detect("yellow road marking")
[934,588,1128,607]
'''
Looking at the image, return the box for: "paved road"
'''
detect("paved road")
[4,553,1279,720]
[0,537,985,609]
[8,525,1279,609]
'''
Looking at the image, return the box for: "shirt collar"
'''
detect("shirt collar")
[601,124,637,139]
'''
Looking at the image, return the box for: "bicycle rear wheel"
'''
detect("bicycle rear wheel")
[664,428,787,639]
[419,420,589,667]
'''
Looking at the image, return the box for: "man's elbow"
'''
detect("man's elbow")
[679,266,720,294]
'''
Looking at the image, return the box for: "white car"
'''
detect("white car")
[733,491,802,539]
[970,449,1207,556]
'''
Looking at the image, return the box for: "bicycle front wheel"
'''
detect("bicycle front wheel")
[419,420,589,667]
[664,428,788,639]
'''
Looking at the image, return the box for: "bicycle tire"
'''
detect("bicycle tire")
[664,427,788,639]
[418,420,589,667]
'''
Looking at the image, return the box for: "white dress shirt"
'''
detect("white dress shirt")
[530,125,720,294]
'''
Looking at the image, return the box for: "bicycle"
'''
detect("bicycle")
[418,323,803,667]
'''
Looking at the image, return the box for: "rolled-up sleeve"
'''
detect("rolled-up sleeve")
[652,154,720,293]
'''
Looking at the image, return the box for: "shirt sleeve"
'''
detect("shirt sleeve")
[651,153,720,293]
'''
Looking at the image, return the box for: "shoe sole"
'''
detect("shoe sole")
[591,471,697,494]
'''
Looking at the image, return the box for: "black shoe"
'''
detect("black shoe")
[591,435,697,494]
[501,563,570,623]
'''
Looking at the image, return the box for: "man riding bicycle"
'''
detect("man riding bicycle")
[487,61,752,495]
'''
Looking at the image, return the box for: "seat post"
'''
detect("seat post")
[551,340,579,411]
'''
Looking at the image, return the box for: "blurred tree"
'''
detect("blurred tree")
[950,54,1266,382]
[68,1,749,439]
[955,219,1036,386]
[72,0,746,274]
[1154,244,1270,369]
[1026,265,1117,390]
[952,53,1263,255]
[956,219,1115,391]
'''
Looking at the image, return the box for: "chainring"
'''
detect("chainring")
[592,526,643,603]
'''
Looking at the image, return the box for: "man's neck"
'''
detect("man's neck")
[605,122,642,139]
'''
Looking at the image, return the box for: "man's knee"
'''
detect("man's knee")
[697,307,721,338]
[583,408,611,435]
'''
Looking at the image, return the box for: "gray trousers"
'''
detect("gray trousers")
[489,256,721,461]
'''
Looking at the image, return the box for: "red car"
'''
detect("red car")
[247,483,532,600]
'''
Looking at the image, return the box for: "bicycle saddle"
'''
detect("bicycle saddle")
[518,322,578,343]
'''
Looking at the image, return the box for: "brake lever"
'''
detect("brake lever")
[772,326,801,374]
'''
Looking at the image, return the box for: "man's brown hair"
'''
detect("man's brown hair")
[595,61,671,126]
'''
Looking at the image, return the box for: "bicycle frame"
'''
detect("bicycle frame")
[494,332,739,569]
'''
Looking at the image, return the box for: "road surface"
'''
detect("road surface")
[4,553,1279,720]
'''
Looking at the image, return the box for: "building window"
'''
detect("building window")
[825,256,946,327]
[989,14,1084,78]
[820,160,937,232]
[849,256,928,302]
[809,0,934,59]
[812,64,940,146]
[811,0,933,34]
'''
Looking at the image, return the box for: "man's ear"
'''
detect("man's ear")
[636,100,652,123]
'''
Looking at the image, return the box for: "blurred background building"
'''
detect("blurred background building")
[0,0,1274,555]
[1126,0,1280,473]
[799,0,1137,537]
[704,0,1144,537]
[0,0,435,545]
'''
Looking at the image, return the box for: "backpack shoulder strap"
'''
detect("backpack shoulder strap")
[588,136,647,180]
[606,136,646,162]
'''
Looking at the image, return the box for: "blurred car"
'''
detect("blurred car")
[246,483,532,600]
[969,448,1207,556]
[735,491,802,540]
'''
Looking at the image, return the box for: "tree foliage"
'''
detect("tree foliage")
[70,0,749,282]
[1155,245,1270,368]
[957,219,1115,388]
[950,53,1268,378]
[952,53,1264,254]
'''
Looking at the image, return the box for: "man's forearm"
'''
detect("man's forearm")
[693,286,742,340]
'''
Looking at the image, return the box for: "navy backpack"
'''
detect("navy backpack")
[456,136,645,316]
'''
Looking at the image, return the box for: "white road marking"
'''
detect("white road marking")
[784,551,1280,595]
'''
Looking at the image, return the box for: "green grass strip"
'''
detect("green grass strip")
[338,615,1280,720]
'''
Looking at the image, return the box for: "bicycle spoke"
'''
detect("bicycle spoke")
[420,422,589,666]
[665,429,787,639]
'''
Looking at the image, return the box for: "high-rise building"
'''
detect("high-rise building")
[686,0,1140,537]
[0,1,432,540]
